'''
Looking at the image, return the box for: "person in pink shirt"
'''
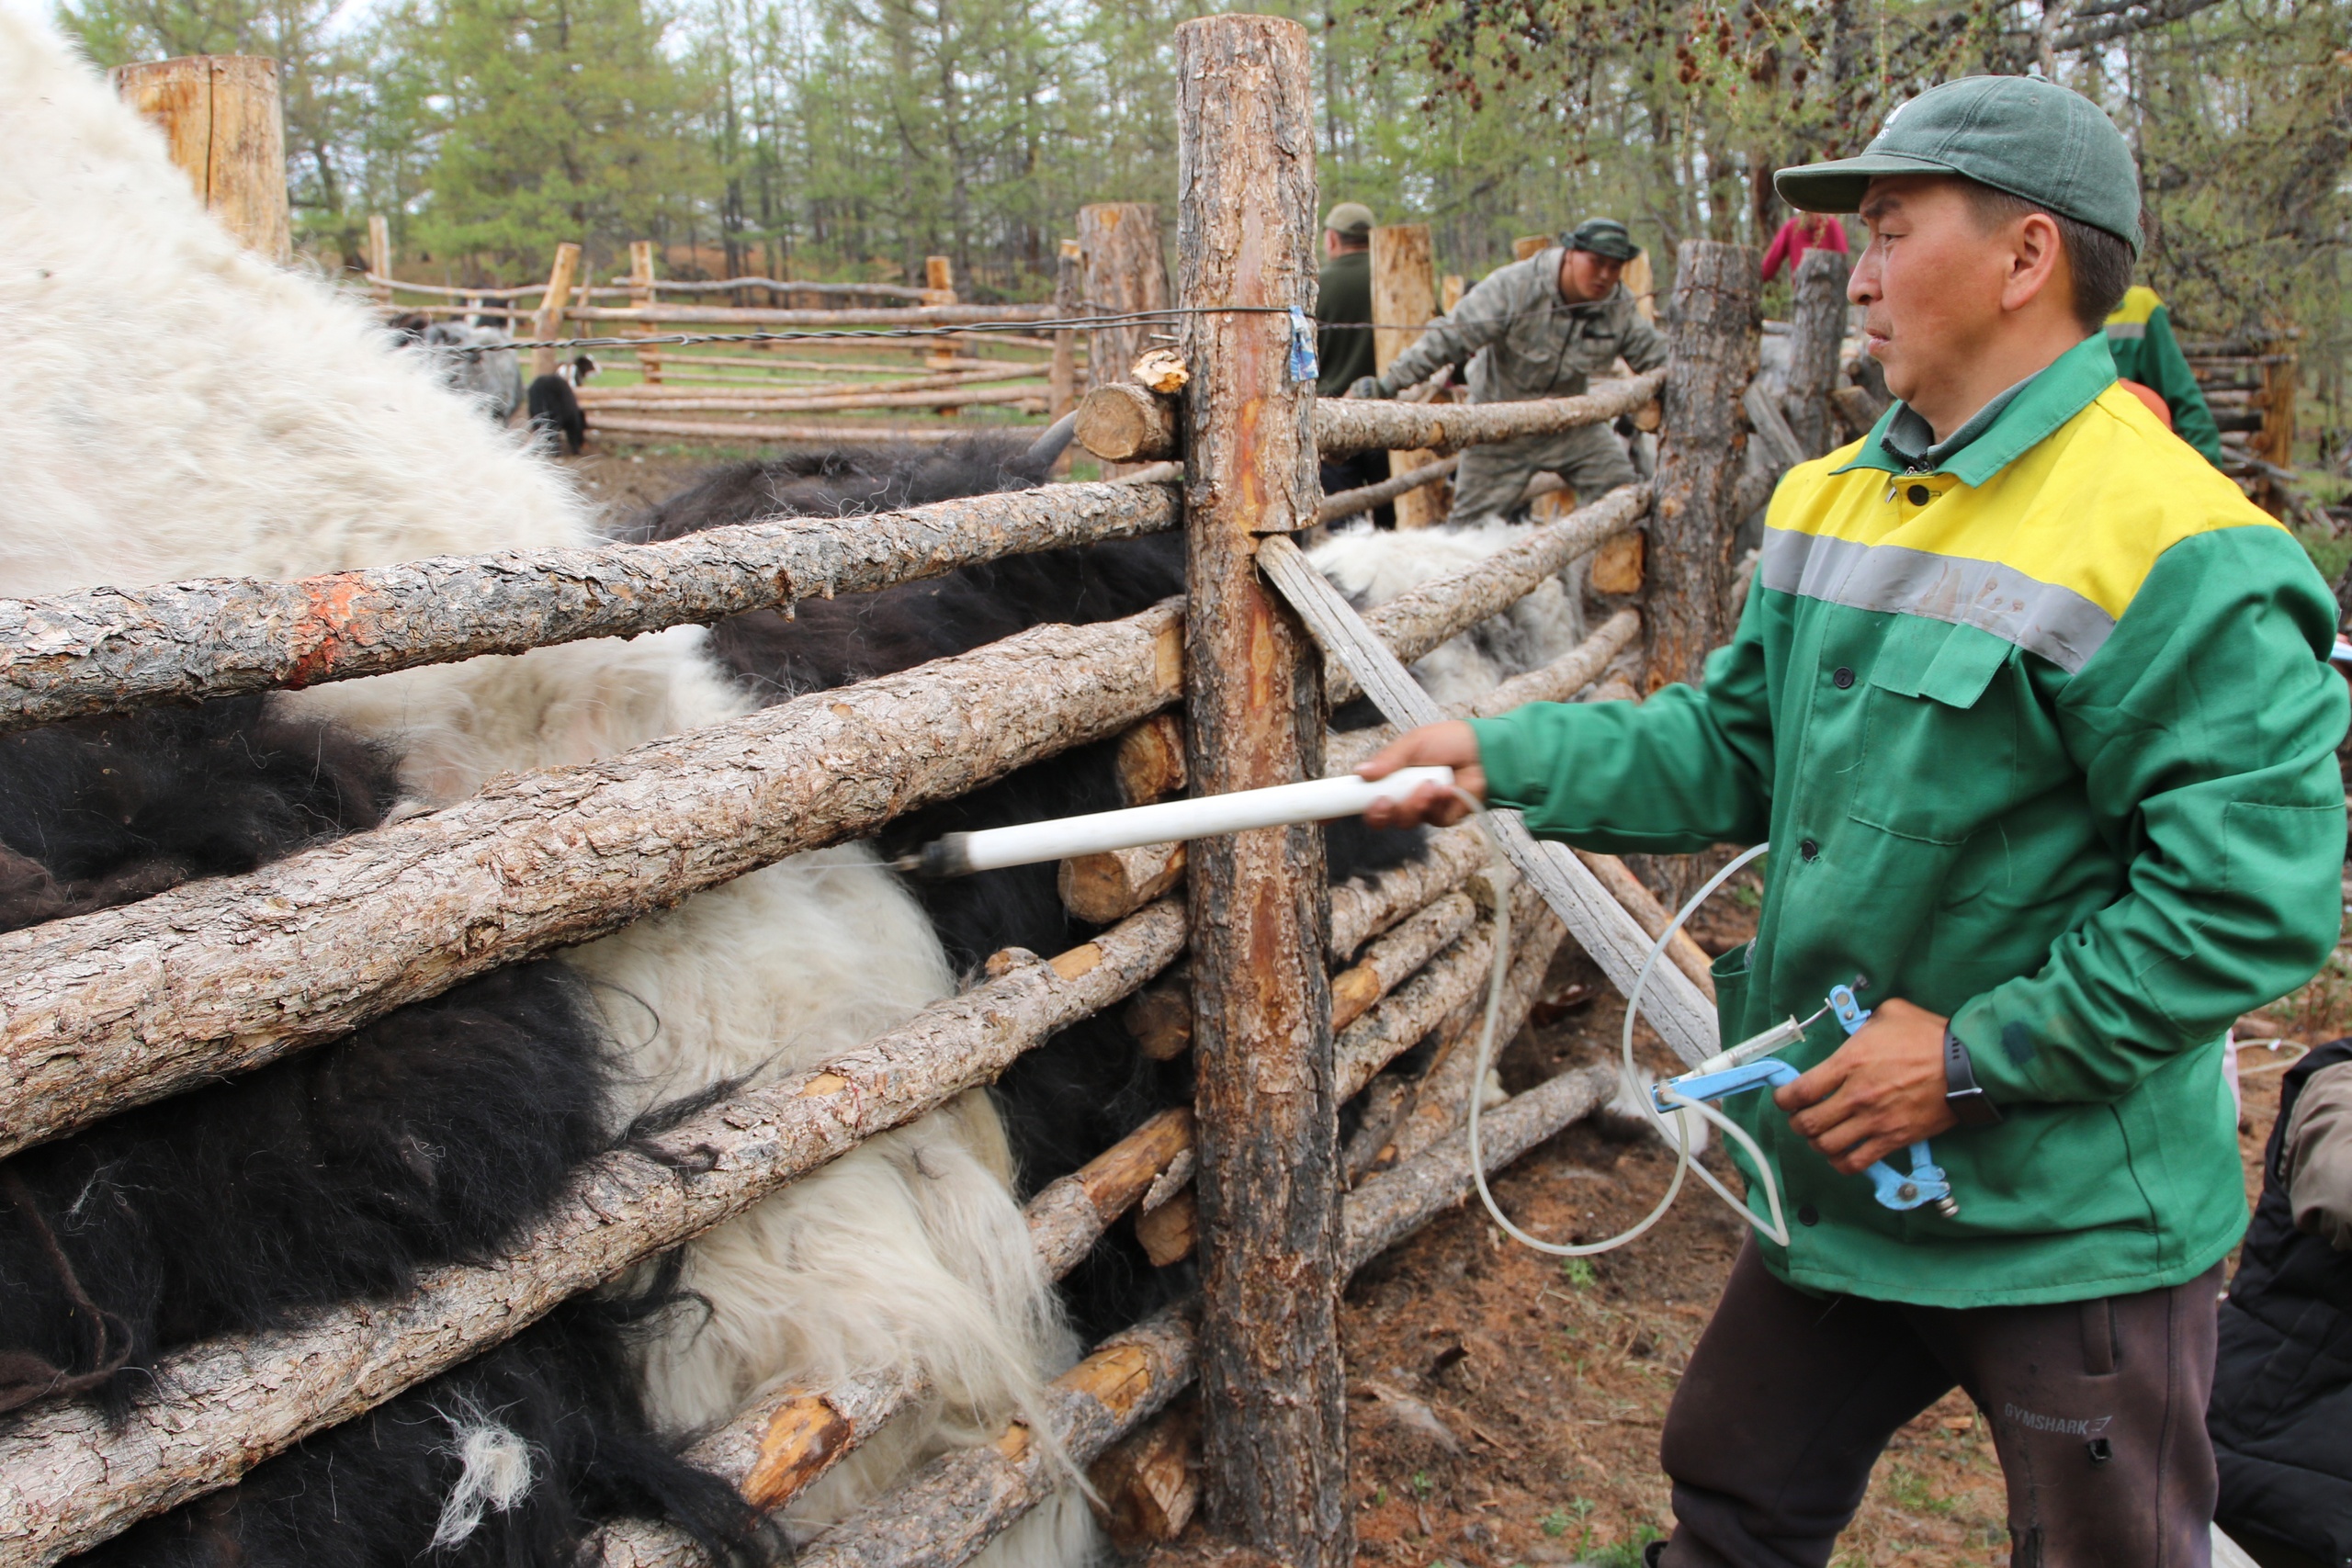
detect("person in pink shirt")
[1761,209,1851,279]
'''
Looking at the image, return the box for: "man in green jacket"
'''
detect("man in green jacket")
[1350,217,1666,524]
[2107,284,2227,467]
[1363,76,2346,1565]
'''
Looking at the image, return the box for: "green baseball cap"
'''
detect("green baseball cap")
[1324,202,1375,239]
[1774,75,2141,251]
[1564,217,1641,261]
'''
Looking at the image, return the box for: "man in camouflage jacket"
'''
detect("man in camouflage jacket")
[1351,217,1667,523]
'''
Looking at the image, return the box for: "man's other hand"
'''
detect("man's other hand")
[1774,997,1957,1173]
[1358,721,1483,829]
[1347,375,1391,400]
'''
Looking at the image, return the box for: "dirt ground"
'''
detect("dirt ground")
[1153,863,2341,1568]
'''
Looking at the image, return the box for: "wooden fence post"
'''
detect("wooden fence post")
[531,242,581,379]
[1512,233,1551,261]
[1645,240,1758,689]
[366,213,393,307]
[1623,249,1657,323]
[628,240,663,386]
[1051,239,1084,473]
[1783,247,1847,456]
[111,56,291,265]
[1372,223,1446,528]
[1175,17,1348,1568]
[1080,203,1171,392]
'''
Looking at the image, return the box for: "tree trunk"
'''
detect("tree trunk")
[1078,204,1171,393]
[1645,240,1758,690]
[1173,17,1349,1568]
[1784,247,1848,456]
[0,606,1185,1163]
[0,479,1176,732]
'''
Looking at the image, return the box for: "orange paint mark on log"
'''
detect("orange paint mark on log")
[799,1072,850,1097]
[1236,396,1268,524]
[282,574,376,688]
[994,1421,1035,1462]
[742,1392,854,1507]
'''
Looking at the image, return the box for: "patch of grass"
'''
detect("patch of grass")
[2292,522,2352,586]
[1412,1470,1434,1496]
[1373,1485,1388,1507]
[1581,1523,1665,1567]
[1560,1257,1599,1290]
[1884,1464,1956,1517]
[1539,1509,1573,1539]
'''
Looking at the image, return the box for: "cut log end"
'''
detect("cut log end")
[1075,384,1181,463]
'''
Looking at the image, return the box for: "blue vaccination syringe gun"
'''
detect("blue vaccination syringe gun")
[1650,982,1959,1218]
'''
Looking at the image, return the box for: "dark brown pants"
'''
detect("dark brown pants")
[1657,1240,2221,1568]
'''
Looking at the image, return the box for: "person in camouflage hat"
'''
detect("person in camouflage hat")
[1349,217,1665,523]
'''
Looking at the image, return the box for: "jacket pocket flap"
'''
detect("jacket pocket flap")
[1868,618,2011,709]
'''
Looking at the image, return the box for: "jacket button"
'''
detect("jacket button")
[1798,1204,1821,1227]
[1906,484,1931,505]
[1800,839,1819,861]
[1832,666,1854,689]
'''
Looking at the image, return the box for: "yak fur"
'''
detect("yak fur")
[0,699,763,1567]
[623,438,1427,1337]
[0,21,1084,1568]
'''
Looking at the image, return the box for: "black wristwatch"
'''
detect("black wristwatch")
[1943,1027,2002,1127]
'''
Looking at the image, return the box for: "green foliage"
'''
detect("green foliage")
[57,0,2346,422]
[414,0,705,263]
[1560,1255,1598,1289]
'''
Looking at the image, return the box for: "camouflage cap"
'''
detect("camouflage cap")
[1563,218,1641,261]
[1324,202,1376,239]
[1774,75,2142,251]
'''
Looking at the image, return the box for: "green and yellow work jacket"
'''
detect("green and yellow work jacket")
[1469,334,2347,1307]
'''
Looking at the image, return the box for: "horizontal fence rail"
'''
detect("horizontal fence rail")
[0,905,1188,1568]
[1312,368,1665,455]
[0,482,1177,732]
[0,606,1185,1162]
[563,304,1059,328]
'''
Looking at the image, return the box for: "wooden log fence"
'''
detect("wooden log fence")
[15,29,1779,1568]
[0,482,1178,732]
[0,904,1188,1568]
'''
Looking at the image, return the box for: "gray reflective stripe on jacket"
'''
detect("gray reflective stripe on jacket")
[1382,247,1669,404]
[1757,525,2118,674]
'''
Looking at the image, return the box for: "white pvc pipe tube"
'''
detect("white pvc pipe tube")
[910,766,1454,877]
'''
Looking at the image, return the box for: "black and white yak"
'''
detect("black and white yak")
[0,18,1594,1565]
[0,19,1082,1568]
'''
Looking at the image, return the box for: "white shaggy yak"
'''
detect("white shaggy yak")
[0,20,1090,1565]
[1309,522,1593,706]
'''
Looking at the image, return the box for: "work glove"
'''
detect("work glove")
[1346,375,1393,400]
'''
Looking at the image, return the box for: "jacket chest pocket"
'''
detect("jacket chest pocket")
[1847,619,2020,845]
